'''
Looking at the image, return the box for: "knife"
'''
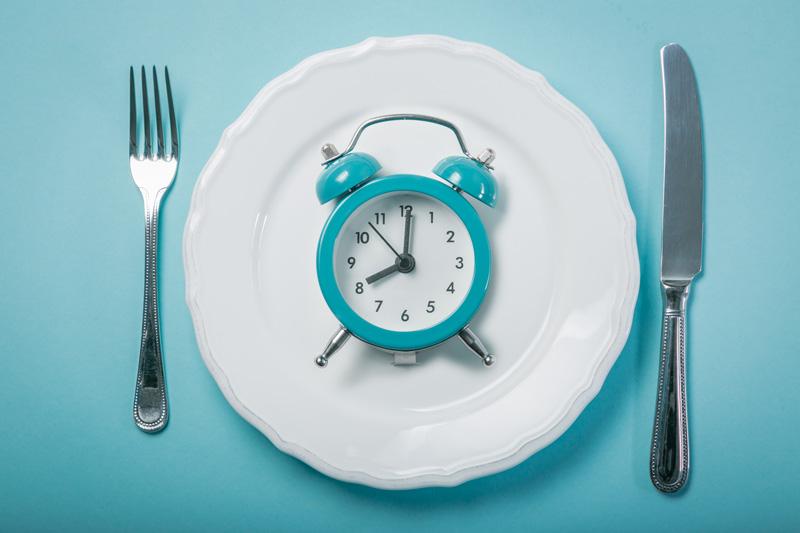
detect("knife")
[650,43,704,493]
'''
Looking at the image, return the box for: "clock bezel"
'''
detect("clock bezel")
[316,174,491,352]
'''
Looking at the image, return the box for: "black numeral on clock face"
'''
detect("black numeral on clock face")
[446,282,455,294]
[401,309,409,322]
[355,231,369,244]
[426,300,436,313]
[455,257,463,269]
[374,300,383,312]
[347,257,356,269]
[374,212,385,225]
[399,205,413,217]
[355,282,364,294]
[446,230,455,243]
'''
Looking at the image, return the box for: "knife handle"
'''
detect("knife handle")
[650,281,691,493]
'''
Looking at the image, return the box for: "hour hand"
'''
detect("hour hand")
[366,263,400,285]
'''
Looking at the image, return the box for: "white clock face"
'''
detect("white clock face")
[333,192,475,332]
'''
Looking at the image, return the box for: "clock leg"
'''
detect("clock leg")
[457,327,495,367]
[315,325,352,368]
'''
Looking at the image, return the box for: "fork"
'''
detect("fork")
[129,66,178,433]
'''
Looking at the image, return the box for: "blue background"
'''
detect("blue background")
[1,1,798,531]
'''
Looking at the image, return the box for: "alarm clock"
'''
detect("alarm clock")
[313,114,497,368]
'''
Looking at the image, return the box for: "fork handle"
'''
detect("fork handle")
[650,281,691,492]
[133,189,169,433]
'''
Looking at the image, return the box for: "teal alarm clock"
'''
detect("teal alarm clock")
[313,114,497,368]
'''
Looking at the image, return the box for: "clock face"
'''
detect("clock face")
[333,191,475,332]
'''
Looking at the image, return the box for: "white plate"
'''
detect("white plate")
[184,35,639,489]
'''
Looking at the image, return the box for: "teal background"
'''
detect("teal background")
[1,0,798,531]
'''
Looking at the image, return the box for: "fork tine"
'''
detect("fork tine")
[164,67,178,158]
[141,66,152,158]
[129,67,137,156]
[152,66,165,158]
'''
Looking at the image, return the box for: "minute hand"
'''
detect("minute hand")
[402,213,413,255]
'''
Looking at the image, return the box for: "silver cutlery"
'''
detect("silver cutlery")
[650,44,703,492]
[129,66,179,433]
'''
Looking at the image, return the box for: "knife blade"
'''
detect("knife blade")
[661,44,704,282]
[650,43,703,494]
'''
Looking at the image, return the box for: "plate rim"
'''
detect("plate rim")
[183,34,640,489]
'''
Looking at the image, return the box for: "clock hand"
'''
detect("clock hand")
[366,263,400,285]
[366,217,416,285]
[368,222,401,259]
[402,213,413,255]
